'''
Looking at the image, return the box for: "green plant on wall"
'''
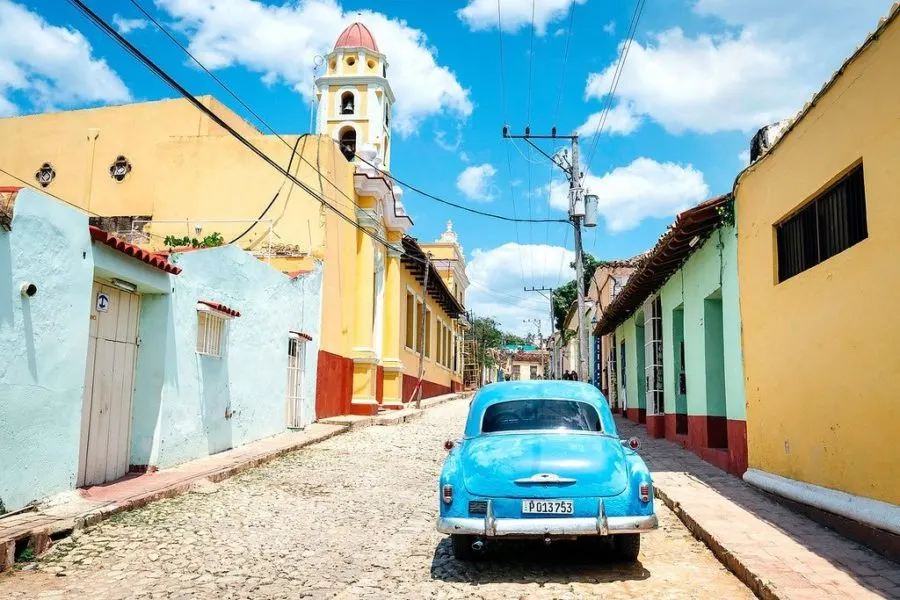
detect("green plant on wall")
[717,195,736,228]
[164,232,225,251]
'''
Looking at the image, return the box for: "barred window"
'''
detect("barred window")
[776,164,867,282]
[197,312,226,357]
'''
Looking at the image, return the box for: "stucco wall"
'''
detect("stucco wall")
[0,190,93,511]
[131,247,322,469]
[615,316,646,412]
[735,18,900,504]
[659,226,745,420]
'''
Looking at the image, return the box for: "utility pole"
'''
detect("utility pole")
[524,286,554,376]
[411,252,432,409]
[507,126,594,382]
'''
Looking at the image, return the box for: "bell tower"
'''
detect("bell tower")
[315,22,395,170]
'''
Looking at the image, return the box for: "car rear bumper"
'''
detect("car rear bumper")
[437,499,658,537]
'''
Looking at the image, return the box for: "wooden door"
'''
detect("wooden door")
[78,282,141,487]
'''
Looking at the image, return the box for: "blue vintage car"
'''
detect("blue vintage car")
[437,380,658,561]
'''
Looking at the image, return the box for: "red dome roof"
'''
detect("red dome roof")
[334,22,379,52]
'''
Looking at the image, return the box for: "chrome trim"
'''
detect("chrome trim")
[485,500,496,536]
[514,473,577,485]
[438,513,658,537]
[597,499,608,535]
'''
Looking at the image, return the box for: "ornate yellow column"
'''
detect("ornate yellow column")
[350,204,379,415]
[381,230,405,408]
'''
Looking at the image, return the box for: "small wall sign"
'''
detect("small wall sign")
[96,292,110,313]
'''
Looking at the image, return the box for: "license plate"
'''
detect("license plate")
[522,499,574,514]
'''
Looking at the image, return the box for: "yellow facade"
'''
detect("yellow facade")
[735,10,900,505]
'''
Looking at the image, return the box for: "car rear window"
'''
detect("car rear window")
[481,399,602,433]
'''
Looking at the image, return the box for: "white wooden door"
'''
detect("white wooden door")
[78,282,140,487]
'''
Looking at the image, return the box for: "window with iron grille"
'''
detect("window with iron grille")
[776,163,867,282]
[196,311,226,357]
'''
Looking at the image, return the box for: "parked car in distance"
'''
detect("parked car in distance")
[437,380,657,561]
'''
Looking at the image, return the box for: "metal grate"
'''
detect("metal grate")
[196,311,226,357]
[777,164,867,282]
[286,337,307,429]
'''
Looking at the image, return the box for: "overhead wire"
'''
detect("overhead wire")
[584,0,647,168]
[129,0,557,225]
[0,167,102,218]
[552,3,576,128]
[65,0,547,308]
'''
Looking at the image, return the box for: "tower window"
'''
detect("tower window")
[367,58,376,70]
[341,92,354,115]
[339,127,357,161]
[345,56,356,67]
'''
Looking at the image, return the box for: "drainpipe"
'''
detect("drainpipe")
[84,128,100,213]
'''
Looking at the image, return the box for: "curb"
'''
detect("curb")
[654,486,780,600]
[0,391,470,572]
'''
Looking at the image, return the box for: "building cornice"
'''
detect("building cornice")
[316,74,396,103]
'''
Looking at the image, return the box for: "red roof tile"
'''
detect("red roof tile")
[334,22,379,52]
[290,331,313,341]
[198,300,240,318]
[89,226,182,275]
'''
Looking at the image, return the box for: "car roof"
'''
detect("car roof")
[464,381,617,438]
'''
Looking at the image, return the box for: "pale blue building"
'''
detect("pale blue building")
[0,189,322,512]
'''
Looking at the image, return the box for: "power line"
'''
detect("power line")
[552,1,576,128]
[495,0,509,122]
[66,0,409,258]
[526,0,536,126]
[63,0,550,310]
[584,0,647,168]
[130,0,557,225]
[0,167,101,218]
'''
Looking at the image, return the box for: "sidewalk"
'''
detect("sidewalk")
[0,392,467,571]
[616,416,900,600]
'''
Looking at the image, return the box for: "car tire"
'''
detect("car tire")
[614,534,641,561]
[451,534,476,561]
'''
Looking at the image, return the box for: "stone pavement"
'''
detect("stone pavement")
[0,399,753,599]
[0,392,463,572]
[615,416,900,600]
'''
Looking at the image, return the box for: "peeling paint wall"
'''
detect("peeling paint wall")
[130,247,323,469]
[0,190,93,511]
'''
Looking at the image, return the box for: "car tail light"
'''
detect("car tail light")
[442,484,453,504]
[444,440,454,451]
[629,437,641,450]
[639,483,651,503]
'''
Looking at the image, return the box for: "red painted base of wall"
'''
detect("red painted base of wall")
[663,414,690,448]
[402,375,451,404]
[684,415,748,476]
[626,408,639,422]
[315,350,352,419]
[637,408,646,424]
[375,366,384,404]
[645,415,665,438]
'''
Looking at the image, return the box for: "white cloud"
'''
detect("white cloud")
[112,13,149,34]
[467,243,575,335]
[156,0,472,136]
[584,0,894,134]
[738,149,750,165]
[459,151,470,162]
[603,20,616,35]
[434,126,462,152]
[547,158,710,232]
[458,0,585,35]
[0,0,130,116]
[575,104,642,137]
[456,163,498,202]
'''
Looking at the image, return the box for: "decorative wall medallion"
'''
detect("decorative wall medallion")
[35,163,55,188]
[109,155,132,182]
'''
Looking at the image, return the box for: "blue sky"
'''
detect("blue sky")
[1,0,895,334]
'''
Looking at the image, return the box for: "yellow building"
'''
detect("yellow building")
[735,3,900,526]
[0,22,466,419]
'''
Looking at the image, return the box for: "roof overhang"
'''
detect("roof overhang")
[595,195,730,336]
[401,235,466,319]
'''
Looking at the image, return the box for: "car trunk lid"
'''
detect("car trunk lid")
[461,433,628,498]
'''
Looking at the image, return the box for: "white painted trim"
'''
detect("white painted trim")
[743,468,900,535]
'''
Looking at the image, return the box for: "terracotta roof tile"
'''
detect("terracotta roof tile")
[197,300,240,318]
[88,226,182,275]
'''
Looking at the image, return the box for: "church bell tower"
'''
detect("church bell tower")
[315,22,395,170]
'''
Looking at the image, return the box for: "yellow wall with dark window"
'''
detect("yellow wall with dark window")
[735,15,900,505]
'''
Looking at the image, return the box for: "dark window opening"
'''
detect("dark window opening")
[340,92,354,115]
[776,163,867,282]
[482,400,602,434]
[339,128,356,161]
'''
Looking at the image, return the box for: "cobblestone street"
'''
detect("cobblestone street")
[0,400,752,599]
